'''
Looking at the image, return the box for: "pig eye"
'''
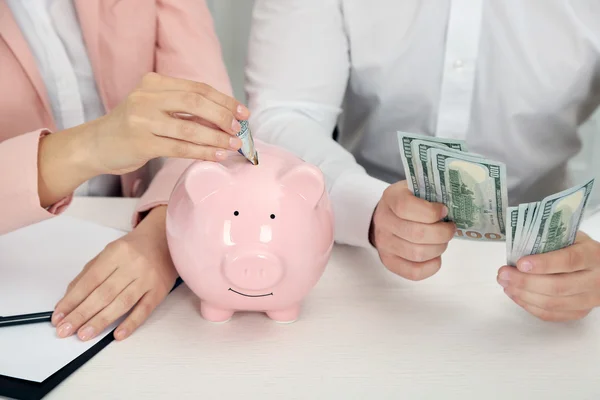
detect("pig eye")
[233,211,239,216]
[270,214,276,219]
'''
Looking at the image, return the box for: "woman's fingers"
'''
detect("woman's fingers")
[55,269,130,338]
[52,253,118,328]
[152,136,234,162]
[114,290,164,341]
[155,90,242,135]
[140,72,249,119]
[76,279,147,341]
[151,113,242,150]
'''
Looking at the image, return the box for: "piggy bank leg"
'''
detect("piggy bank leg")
[200,302,234,323]
[266,305,301,323]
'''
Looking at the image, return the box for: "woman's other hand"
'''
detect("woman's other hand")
[51,205,178,341]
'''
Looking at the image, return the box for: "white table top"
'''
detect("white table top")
[32,197,600,399]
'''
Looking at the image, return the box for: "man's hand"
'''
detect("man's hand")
[370,180,456,281]
[51,205,178,341]
[498,232,600,321]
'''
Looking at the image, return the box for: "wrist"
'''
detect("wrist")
[37,123,104,207]
[368,204,378,248]
[134,205,168,241]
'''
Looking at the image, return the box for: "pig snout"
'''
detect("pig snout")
[223,252,284,291]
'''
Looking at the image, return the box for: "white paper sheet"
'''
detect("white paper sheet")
[0,216,125,382]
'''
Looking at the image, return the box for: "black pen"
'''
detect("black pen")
[0,311,53,328]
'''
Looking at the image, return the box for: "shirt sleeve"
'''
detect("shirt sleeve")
[0,130,72,235]
[132,0,234,226]
[245,0,389,249]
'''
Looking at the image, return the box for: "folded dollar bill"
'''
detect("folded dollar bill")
[398,131,508,241]
[237,120,259,165]
[506,179,595,266]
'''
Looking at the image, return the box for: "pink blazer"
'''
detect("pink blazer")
[0,0,231,234]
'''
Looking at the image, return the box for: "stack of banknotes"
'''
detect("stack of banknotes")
[397,131,596,264]
[506,179,595,266]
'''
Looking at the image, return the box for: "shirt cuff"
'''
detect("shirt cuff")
[329,172,390,249]
[131,158,194,228]
[0,130,73,235]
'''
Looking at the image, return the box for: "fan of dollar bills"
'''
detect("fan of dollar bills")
[397,131,596,265]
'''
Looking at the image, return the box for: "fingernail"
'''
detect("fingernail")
[215,150,228,160]
[115,328,128,340]
[441,206,449,217]
[229,137,241,149]
[78,326,95,341]
[51,312,64,326]
[236,104,248,116]
[231,119,241,133]
[498,279,509,288]
[499,271,511,281]
[503,288,515,299]
[57,323,73,338]
[519,261,533,272]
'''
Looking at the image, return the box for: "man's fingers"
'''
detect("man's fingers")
[76,279,146,341]
[506,292,591,322]
[504,286,600,312]
[380,253,442,281]
[387,183,448,224]
[114,291,163,341]
[391,218,456,245]
[497,266,595,297]
[140,72,248,119]
[55,269,129,338]
[379,234,447,263]
[516,237,598,274]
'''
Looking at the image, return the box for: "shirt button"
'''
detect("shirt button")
[453,59,464,70]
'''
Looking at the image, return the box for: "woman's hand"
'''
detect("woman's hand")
[89,72,248,174]
[51,205,178,341]
[38,72,248,207]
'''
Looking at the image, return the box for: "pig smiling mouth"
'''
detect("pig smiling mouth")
[228,288,274,298]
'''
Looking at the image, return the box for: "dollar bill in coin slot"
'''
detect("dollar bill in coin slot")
[237,120,259,165]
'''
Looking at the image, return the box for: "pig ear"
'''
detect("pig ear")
[279,164,325,207]
[183,162,233,204]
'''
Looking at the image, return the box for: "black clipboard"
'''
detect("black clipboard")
[0,278,183,400]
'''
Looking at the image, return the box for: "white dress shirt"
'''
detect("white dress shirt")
[7,0,121,197]
[245,0,600,249]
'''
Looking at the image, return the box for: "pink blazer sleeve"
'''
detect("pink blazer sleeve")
[132,0,234,226]
[0,130,72,235]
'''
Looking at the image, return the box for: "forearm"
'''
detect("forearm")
[37,121,100,207]
[245,0,390,248]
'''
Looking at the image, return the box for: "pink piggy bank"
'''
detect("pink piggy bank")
[166,141,334,323]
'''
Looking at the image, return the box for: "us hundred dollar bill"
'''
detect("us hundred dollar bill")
[430,148,508,241]
[525,179,595,255]
[397,132,468,200]
[506,179,595,266]
[236,120,259,165]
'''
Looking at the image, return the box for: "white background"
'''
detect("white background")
[206,0,600,208]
